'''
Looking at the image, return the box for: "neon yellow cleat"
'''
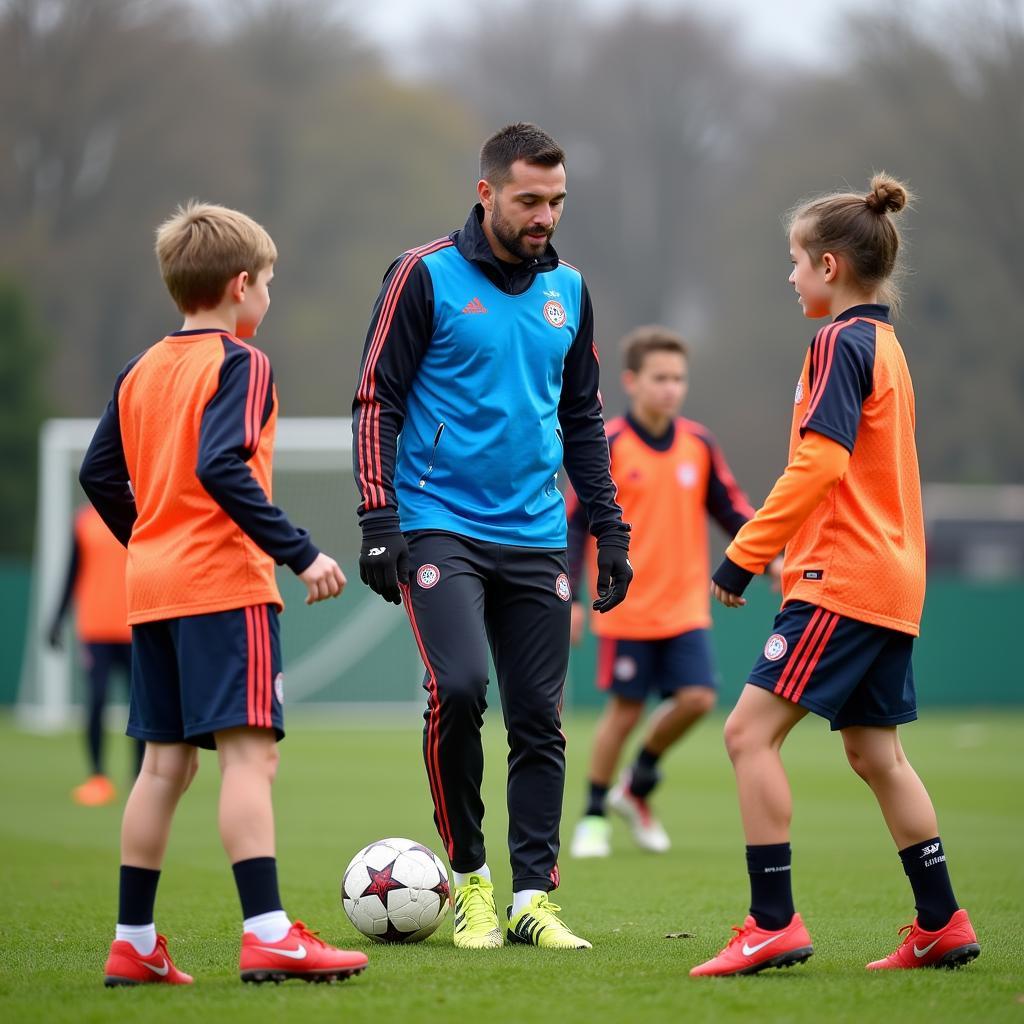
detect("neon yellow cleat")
[452,875,502,949]
[506,894,592,949]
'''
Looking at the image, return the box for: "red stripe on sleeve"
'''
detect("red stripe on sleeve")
[357,251,417,509]
[709,437,755,519]
[253,349,269,450]
[356,238,453,511]
[801,322,843,430]
[243,347,258,453]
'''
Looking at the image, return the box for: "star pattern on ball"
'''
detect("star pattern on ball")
[361,859,406,902]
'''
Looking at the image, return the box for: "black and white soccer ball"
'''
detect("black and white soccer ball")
[341,837,450,943]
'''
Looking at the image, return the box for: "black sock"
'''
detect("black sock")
[87,704,104,776]
[628,747,662,799]
[232,857,284,920]
[585,781,609,818]
[899,837,958,931]
[746,843,794,931]
[118,865,160,925]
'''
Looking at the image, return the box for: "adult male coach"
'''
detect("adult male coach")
[352,123,632,950]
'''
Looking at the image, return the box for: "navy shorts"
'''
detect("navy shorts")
[129,605,284,749]
[596,629,717,701]
[748,601,917,731]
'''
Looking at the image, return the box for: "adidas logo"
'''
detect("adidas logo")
[509,912,547,945]
[461,297,487,314]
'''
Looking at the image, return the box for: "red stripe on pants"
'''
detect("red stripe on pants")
[400,582,455,859]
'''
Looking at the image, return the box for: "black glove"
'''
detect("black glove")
[593,544,633,613]
[359,531,410,605]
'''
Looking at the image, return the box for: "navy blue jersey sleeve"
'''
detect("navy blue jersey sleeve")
[799,322,876,453]
[695,429,755,537]
[352,255,434,537]
[559,282,630,549]
[79,357,143,547]
[196,340,318,574]
[564,485,588,598]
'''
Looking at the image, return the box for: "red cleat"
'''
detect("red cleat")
[690,913,814,977]
[103,934,194,986]
[866,909,979,970]
[240,920,368,984]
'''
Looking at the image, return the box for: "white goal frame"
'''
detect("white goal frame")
[16,417,424,731]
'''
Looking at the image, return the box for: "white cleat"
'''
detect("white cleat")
[570,815,612,858]
[607,782,670,853]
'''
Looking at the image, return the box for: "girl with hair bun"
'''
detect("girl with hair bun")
[690,175,980,978]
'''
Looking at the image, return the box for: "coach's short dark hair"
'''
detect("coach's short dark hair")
[480,123,565,186]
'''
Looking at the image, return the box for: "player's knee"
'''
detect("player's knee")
[844,740,900,783]
[183,752,200,792]
[241,739,281,783]
[677,687,716,717]
[723,709,756,763]
[722,712,742,762]
[436,671,488,714]
[143,744,197,792]
[608,697,643,732]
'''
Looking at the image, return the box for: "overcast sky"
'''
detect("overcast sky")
[348,0,876,68]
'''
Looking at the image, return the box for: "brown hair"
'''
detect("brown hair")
[480,123,565,187]
[155,201,277,314]
[621,325,690,372]
[788,173,912,305]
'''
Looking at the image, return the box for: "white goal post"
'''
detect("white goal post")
[16,417,425,731]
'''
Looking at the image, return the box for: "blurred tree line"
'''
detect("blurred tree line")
[0,0,1020,556]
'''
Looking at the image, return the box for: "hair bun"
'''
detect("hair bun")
[865,174,909,215]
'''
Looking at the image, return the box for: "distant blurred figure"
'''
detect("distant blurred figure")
[48,505,142,806]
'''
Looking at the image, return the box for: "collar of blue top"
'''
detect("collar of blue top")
[451,204,561,296]
[834,303,891,323]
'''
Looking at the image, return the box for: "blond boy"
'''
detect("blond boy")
[80,201,366,986]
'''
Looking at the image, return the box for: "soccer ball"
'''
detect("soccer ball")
[341,837,450,943]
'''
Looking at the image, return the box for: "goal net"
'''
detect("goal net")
[16,418,425,730]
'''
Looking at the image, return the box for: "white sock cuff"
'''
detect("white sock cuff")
[453,863,490,887]
[115,922,157,956]
[511,889,544,916]
[243,909,292,942]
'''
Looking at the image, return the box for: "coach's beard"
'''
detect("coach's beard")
[492,208,554,262]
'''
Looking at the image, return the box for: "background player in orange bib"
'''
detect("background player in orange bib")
[566,327,776,857]
[690,175,979,977]
[48,504,143,805]
[80,201,365,987]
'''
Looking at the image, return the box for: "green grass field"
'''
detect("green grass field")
[0,709,1021,1023]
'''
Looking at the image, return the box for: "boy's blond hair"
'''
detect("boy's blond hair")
[155,200,277,315]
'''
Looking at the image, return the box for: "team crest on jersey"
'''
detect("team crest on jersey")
[417,563,441,589]
[677,463,698,488]
[274,673,284,704]
[794,380,804,404]
[543,299,566,328]
[555,573,572,602]
[764,634,788,661]
[614,656,637,681]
